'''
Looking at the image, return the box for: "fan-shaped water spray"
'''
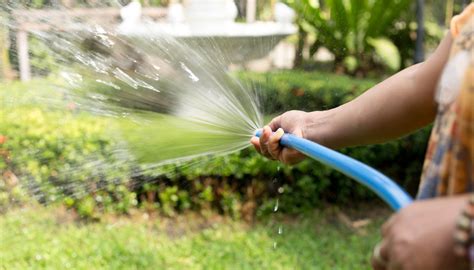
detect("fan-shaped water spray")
[54,27,264,165]
[0,2,275,204]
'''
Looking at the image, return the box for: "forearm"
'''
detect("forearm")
[319,63,436,148]
[306,34,453,149]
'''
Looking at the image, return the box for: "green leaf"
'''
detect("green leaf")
[367,37,400,71]
[326,0,349,36]
[343,56,358,73]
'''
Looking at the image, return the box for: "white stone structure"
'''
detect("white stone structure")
[119,0,297,65]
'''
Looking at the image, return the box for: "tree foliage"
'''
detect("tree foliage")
[287,0,415,74]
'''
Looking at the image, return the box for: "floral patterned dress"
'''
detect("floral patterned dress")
[417,4,474,199]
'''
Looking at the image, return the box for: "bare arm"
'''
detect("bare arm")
[306,33,453,149]
[252,33,453,164]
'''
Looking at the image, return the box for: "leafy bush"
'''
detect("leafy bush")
[0,106,138,217]
[1,72,430,219]
[29,37,59,77]
[287,0,442,74]
[0,82,137,217]
[238,70,378,113]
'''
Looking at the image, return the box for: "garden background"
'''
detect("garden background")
[0,0,468,269]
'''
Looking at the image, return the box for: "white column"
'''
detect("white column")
[246,0,256,23]
[17,30,31,82]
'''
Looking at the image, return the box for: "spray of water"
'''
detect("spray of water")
[55,27,263,165]
[1,2,266,203]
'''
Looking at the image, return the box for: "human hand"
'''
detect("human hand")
[372,195,469,270]
[250,110,308,165]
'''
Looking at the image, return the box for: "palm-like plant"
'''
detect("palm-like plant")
[288,0,413,74]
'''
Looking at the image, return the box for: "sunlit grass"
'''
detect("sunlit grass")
[117,113,254,164]
[0,206,386,270]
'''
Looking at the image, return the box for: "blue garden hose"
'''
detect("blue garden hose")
[255,130,413,211]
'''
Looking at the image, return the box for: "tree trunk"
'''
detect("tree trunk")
[445,0,454,27]
[414,0,425,63]
[293,23,306,68]
[234,0,246,19]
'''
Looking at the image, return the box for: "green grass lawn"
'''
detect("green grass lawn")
[0,206,387,270]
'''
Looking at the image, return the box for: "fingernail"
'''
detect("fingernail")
[276,128,284,136]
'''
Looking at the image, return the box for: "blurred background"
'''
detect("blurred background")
[0,0,470,269]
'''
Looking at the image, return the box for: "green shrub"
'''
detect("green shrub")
[30,37,59,77]
[238,70,377,113]
[0,92,136,217]
[1,72,430,219]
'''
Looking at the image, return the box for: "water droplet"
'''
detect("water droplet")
[180,62,200,82]
[278,225,283,235]
[113,68,139,89]
[273,242,277,249]
[60,72,83,87]
[278,187,284,194]
[273,199,279,212]
[136,79,160,92]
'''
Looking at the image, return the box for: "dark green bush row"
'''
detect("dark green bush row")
[238,70,378,112]
[1,72,430,219]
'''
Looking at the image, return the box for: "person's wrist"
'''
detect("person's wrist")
[303,110,336,148]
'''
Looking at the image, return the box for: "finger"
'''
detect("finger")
[259,126,273,158]
[381,214,397,237]
[379,240,389,265]
[250,137,262,153]
[268,115,282,131]
[281,148,305,165]
[268,128,284,160]
[371,257,387,270]
[371,257,386,270]
[371,240,389,270]
[279,128,305,165]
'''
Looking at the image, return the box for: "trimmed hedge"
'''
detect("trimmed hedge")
[0,107,137,217]
[0,71,430,219]
[238,70,378,113]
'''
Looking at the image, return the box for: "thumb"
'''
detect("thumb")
[268,115,282,132]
